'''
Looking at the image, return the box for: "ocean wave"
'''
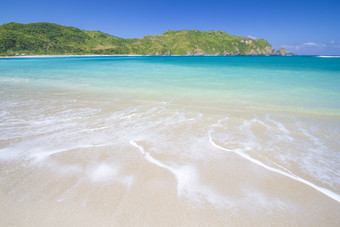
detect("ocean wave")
[209,135,340,203]
[317,56,340,58]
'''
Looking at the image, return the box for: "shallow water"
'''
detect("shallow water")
[0,56,340,226]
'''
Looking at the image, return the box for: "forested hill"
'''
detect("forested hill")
[0,22,292,56]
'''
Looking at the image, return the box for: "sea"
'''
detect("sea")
[0,56,339,226]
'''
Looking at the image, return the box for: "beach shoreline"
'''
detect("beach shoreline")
[1,56,339,226]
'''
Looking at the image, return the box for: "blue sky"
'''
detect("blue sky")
[1,0,340,55]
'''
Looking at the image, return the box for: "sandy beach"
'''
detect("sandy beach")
[1,56,339,226]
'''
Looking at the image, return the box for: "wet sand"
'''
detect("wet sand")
[1,90,340,226]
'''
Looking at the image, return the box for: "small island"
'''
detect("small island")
[0,22,294,56]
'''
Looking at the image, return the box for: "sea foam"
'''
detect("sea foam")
[209,135,340,203]
[317,56,340,58]
[129,140,232,208]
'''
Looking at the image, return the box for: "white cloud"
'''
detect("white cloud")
[247,35,256,39]
[303,42,326,47]
[331,40,335,44]
[282,42,326,50]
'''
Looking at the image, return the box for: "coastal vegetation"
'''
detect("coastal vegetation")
[0,22,292,56]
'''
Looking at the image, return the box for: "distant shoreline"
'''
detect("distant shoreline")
[0,54,304,58]
[0,54,145,58]
[2,54,340,58]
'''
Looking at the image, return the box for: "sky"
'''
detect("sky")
[1,0,340,55]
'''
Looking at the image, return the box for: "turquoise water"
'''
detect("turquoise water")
[1,56,340,114]
[1,56,340,225]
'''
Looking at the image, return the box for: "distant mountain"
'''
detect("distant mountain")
[0,22,293,56]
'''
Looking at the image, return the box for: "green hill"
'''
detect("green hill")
[0,22,291,56]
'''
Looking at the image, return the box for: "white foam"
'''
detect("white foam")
[293,121,340,187]
[87,162,134,185]
[0,147,22,161]
[265,115,293,142]
[209,135,340,203]
[296,122,325,149]
[88,163,119,181]
[129,140,231,207]
[317,56,340,58]
[206,114,340,193]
